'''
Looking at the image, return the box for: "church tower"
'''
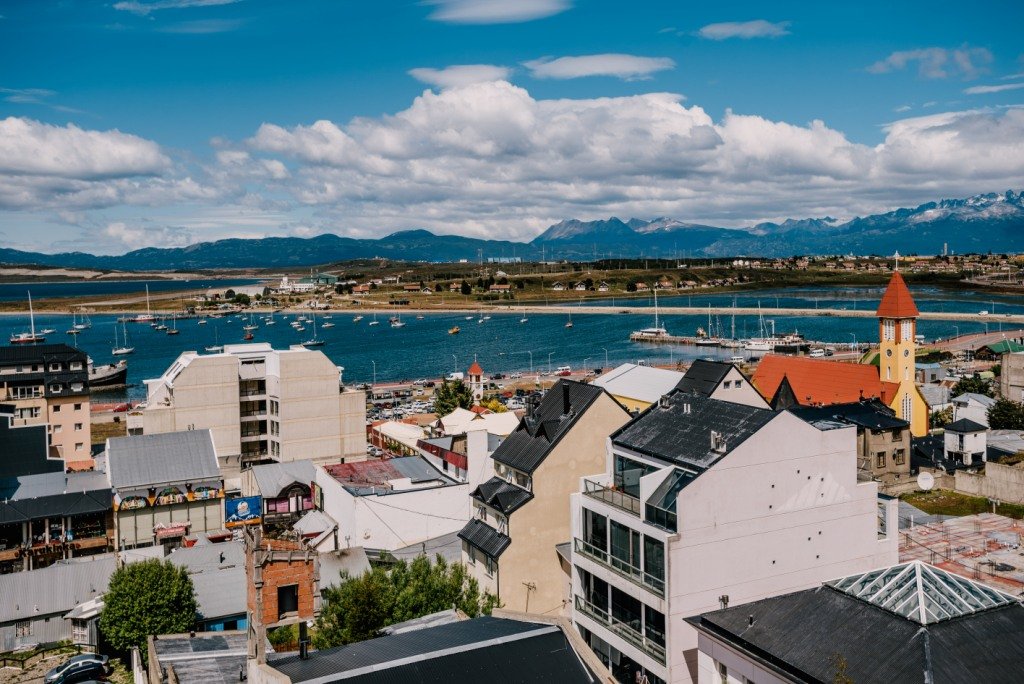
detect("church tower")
[877,270,927,435]
[467,359,484,404]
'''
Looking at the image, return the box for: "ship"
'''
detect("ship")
[89,359,128,388]
[448,326,460,335]
[628,288,669,341]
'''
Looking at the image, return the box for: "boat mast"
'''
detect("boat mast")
[28,291,36,338]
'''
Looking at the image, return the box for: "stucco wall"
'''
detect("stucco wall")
[955,461,1024,505]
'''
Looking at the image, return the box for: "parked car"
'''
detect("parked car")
[509,372,523,379]
[44,655,110,684]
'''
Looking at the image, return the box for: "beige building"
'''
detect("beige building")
[459,380,631,614]
[1001,351,1024,402]
[141,344,366,469]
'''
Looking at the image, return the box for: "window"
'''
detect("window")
[644,535,665,587]
[722,381,731,389]
[49,363,61,372]
[903,394,913,426]
[467,544,477,565]
[269,400,279,416]
[74,423,83,431]
[277,584,299,618]
[876,452,886,468]
[15,621,31,637]
[74,403,82,411]
[70,361,83,371]
[72,619,89,644]
[53,424,62,433]
[270,420,279,436]
[610,520,641,570]
[901,319,913,342]
[513,470,531,491]
[49,384,62,394]
[75,443,84,452]
[735,380,743,389]
[718,661,728,684]
[477,505,487,521]
[53,404,61,412]
[882,319,895,342]
[894,449,906,466]
[484,555,495,577]
[583,509,607,552]
[614,455,658,498]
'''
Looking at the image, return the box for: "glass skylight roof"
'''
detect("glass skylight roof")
[827,561,1015,625]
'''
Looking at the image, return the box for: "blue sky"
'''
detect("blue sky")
[1,0,1023,254]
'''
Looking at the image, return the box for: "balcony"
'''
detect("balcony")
[240,432,267,442]
[583,478,640,516]
[574,595,666,664]
[240,409,268,419]
[574,538,664,597]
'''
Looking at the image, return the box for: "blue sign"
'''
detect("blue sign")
[225,495,262,528]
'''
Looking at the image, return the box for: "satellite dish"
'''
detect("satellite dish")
[917,472,935,491]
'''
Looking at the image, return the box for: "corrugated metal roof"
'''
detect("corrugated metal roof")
[0,555,115,622]
[318,548,371,588]
[790,400,908,431]
[675,359,733,396]
[107,429,220,489]
[250,459,316,497]
[470,476,532,516]
[166,541,246,621]
[457,519,511,559]
[592,363,685,403]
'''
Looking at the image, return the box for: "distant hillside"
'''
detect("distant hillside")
[2,191,1021,270]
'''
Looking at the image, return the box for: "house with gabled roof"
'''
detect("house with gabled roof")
[458,380,631,615]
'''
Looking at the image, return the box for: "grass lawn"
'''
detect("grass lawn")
[91,420,127,445]
[902,489,1024,520]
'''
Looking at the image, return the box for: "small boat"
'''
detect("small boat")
[565,312,574,329]
[321,321,335,328]
[205,345,224,353]
[353,315,364,322]
[482,315,491,321]
[10,292,45,344]
[112,321,135,356]
[265,312,276,326]
[198,318,207,325]
[166,314,180,335]
[520,317,528,323]
[416,315,424,320]
[391,315,406,328]
[477,317,485,324]
[368,313,380,326]
[448,326,461,335]
[243,331,254,340]
[66,329,80,336]
[39,328,56,335]
[302,316,325,347]
[89,359,128,387]
[464,315,474,321]
[296,326,306,332]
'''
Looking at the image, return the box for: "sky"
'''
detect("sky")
[1,0,1023,255]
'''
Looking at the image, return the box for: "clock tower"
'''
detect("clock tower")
[876,269,927,435]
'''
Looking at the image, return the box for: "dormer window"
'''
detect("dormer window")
[49,384,62,394]
[49,363,61,372]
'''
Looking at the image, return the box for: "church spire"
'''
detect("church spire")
[876,271,919,319]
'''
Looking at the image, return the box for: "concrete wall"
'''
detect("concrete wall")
[955,461,1024,505]
[48,395,91,463]
[1000,352,1024,402]
[695,634,788,684]
[276,351,344,463]
[338,390,368,461]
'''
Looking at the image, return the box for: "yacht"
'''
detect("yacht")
[448,326,461,335]
[391,315,406,328]
[368,313,380,326]
[9,292,45,345]
[166,314,181,335]
[628,289,668,341]
[89,358,128,387]
[112,321,135,356]
[133,285,156,323]
[301,315,325,347]
[353,315,364,322]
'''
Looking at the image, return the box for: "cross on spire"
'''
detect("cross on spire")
[893,250,901,272]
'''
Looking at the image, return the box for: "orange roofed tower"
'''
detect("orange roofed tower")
[876,270,927,436]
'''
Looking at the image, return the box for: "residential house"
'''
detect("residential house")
[688,561,1024,684]
[0,344,92,466]
[952,392,997,427]
[240,460,317,527]
[597,282,610,292]
[569,391,897,684]
[916,362,946,384]
[351,284,370,296]
[635,282,650,292]
[167,541,248,631]
[459,381,632,615]
[591,364,685,412]
[574,282,588,291]
[674,360,769,409]
[141,343,366,469]
[449,282,462,292]
[433,406,520,437]
[107,430,224,550]
[490,283,513,294]
[552,282,566,291]
[975,339,1024,360]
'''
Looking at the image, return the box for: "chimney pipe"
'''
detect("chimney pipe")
[562,384,571,416]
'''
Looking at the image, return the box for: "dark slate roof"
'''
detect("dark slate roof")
[790,400,909,432]
[686,581,1024,683]
[270,616,595,684]
[946,418,987,433]
[0,415,59,479]
[492,380,612,474]
[470,476,533,516]
[457,519,511,559]
[675,359,733,396]
[0,470,111,523]
[612,391,775,470]
[0,344,87,365]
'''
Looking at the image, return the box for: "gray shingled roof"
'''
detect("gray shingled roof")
[166,541,246,622]
[457,519,511,559]
[107,430,220,489]
[470,476,533,516]
[0,555,115,622]
[675,359,733,396]
[790,400,908,431]
[612,391,775,470]
[946,418,987,433]
[250,459,316,497]
[492,380,613,474]
[153,633,251,684]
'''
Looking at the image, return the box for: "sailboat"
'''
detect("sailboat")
[74,310,91,330]
[243,314,258,332]
[205,327,223,353]
[629,289,668,340]
[302,314,325,347]
[166,313,180,335]
[10,291,45,344]
[743,305,776,352]
[66,310,80,336]
[565,311,574,329]
[352,315,364,322]
[321,317,336,328]
[112,321,135,356]
[198,317,208,325]
[391,314,406,328]
[264,312,276,326]
[368,313,380,326]
[519,306,528,324]
[134,285,156,323]
[695,305,721,346]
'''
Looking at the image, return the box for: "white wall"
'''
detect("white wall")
[709,367,770,409]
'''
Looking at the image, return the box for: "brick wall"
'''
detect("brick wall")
[247,536,319,628]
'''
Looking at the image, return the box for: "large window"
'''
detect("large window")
[614,455,658,498]
[644,605,666,648]
[610,586,642,630]
[644,536,665,586]
[610,521,640,570]
[584,509,607,552]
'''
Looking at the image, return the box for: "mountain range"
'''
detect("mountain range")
[2,191,1022,271]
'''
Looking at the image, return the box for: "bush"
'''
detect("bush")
[99,559,197,656]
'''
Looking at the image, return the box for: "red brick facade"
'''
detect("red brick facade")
[246,535,320,629]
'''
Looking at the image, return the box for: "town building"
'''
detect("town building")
[569,390,897,684]
[459,381,631,615]
[591,364,685,412]
[1000,351,1024,402]
[951,392,997,426]
[674,360,769,408]
[790,400,911,488]
[0,344,92,466]
[240,460,316,528]
[107,430,224,550]
[687,561,1024,684]
[141,343,366,468]
[751,271,928,436]
[432,406,520,437]
[166,541,248,631]
[245,530,320,655]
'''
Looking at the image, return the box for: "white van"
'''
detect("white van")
[809,348,826,358]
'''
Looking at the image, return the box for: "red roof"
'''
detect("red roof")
[468,361,484,376]
[876,271,919,318]
[752,355,884,406]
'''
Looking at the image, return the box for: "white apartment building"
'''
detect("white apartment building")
[141,344,366,470]
[569,391,898,684]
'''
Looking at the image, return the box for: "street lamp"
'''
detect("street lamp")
[601,347,609,367]
[370,360,376,387]
[451,354,458,373]
[547,352,555,373]
[514,350,533,373]
[583,357,591,372]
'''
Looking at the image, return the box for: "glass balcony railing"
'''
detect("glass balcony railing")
[574,538,665,597]
[583,479,641,516]
[574,596,666,664]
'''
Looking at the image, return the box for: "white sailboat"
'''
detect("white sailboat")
[166,313,180,335]
[302,314,325,347]
[565,311,574,329]
[629,288,668,340]
[368,313,380,326]
[391,314,406,328]
[205,327,223,353]
[10,291,45,344]
[134,285,155,323]
[112,321,135,356]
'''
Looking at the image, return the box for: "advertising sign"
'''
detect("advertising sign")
[225,495,262,528]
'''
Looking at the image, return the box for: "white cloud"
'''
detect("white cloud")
[157,18,246,33]
[426,0,570,24]
[964,82,1024,95]
[867,46,992,79]
[113,0,241,15]
[523,54,675,80]
[409,64,512,88]
[102,221,195,250]
[0,87,56,105]
[894,105,912,113]
[697,20,790,40]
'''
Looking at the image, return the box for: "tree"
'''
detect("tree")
[435,283,443,292]
[930,406,953,428]
[313,555,499,649]
[235,293,251,306]
[952,374,993,397]
[99,559,197,655]
[989,399,1024,430]
[460,280,471,296]
[433,379,473,415]
[224,288,236,299]
[483,398,508,413]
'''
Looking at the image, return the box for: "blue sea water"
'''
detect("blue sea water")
[1,285,1017,401]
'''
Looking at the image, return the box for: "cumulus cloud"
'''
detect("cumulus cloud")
[697,20,790,40]
[102,221,194,250]
[867,46,992,79]
[524,54,675,80]
[113,0,241,15]
[426,0,570,24]
[409,64,512,88]
[964,82,1024,95]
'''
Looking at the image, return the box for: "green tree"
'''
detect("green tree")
[234,293,251,306]
[460,280,472,296]
[483,398,508,413]
[930,406,953,428]
[952,374,993,397]
[313,555,499,649]
[224,288,236,299]
[99,559,197,655]
[989,399,1024,430]
[433,379,474,414]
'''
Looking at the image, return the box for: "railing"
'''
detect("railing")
[239,388,266,397]
[583,479,641,516]
[574,538,665,597]
[240,409,267,418]
[574,596,666,663]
